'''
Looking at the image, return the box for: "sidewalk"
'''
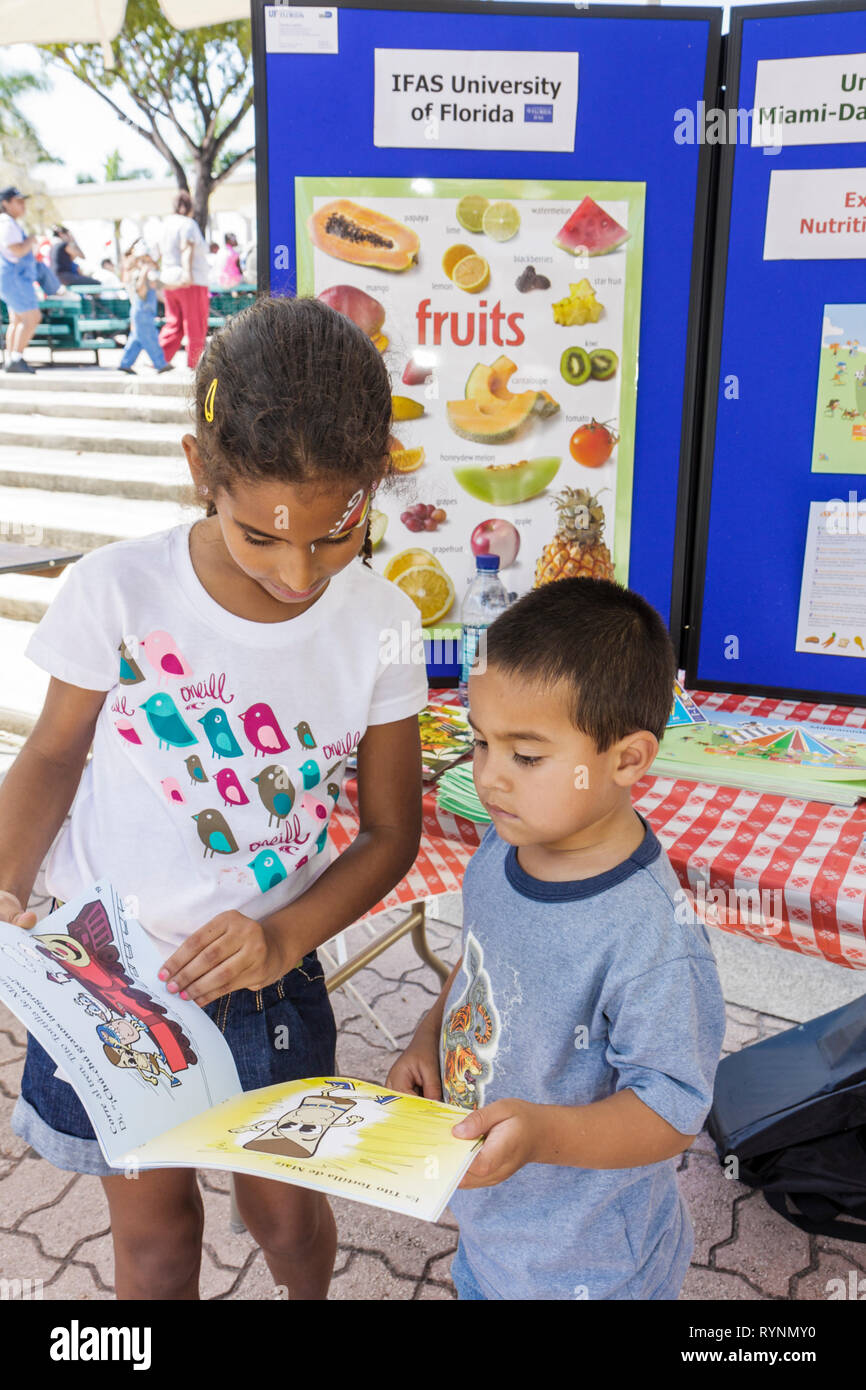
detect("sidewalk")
[2,882,865,1300]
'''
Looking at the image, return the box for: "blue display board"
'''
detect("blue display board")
[252,1,721,641]
[689,0,866,703]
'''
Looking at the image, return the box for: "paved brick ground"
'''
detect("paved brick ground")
[1,886,864,1301]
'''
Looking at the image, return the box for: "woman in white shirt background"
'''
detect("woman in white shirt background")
[157,190,210,369]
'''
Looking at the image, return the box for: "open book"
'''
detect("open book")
[0,883,480,1221]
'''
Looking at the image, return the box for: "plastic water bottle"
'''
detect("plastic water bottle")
[458,554,510,705]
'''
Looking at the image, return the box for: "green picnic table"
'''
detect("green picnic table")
[1,285,258,366]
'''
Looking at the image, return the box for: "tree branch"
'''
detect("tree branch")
[124,38,200,156]
[209,146,254,190]
[211,90,254,157]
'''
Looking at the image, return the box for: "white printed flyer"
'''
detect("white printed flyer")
[795,500,866,658]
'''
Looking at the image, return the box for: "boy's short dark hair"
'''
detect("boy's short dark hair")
[483,577,676,750]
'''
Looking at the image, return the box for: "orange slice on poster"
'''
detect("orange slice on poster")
[452,254,490,294]
[442,243,477,278]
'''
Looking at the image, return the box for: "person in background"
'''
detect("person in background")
[0,187,42,373]
[206,240,221,289]
[118,242,173,377]
[158,191,210,369]
[96,258,124,290]
[50,227,99,287]
[216,232,242,289]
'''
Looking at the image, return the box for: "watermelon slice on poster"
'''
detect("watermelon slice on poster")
[554,197,630,257]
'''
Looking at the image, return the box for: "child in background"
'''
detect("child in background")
[216,232,243,288]
[389,577,726,1301]
[119,242,172,375]
[0,296,427,1299]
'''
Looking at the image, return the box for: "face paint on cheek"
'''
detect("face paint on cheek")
[328,487,371,539]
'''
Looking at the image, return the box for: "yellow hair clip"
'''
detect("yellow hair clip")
[204,377,218,423]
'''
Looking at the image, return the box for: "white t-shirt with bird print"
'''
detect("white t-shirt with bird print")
[25,522,428,951]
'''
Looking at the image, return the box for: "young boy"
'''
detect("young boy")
[388,577,726,1301]
[119,243,172,376]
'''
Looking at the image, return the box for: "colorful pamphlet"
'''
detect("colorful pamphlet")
[654,710,866,806]
[0,884,481,1220]
[419,701,473,781]
[347,699,473,782]
[667,680,708,729]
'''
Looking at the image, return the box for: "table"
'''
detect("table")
[0,543,82,577]
[331,690,866,972]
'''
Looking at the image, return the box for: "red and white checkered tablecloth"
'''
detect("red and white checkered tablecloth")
[333,690,866,970]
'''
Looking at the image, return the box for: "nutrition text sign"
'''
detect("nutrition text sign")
[373,48,579,151]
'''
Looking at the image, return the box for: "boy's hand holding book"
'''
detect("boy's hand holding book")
[452,1099,541,1188]
[454,1089,694,1188]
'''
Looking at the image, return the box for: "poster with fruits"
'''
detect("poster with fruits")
[296,177,645,630]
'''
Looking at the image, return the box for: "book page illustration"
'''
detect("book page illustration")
[0,883,241,1165]
[130,1077,482,1222]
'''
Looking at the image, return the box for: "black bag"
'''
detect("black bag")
[706,994,866,1241]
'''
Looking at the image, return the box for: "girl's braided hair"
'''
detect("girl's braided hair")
[193,296,393,564]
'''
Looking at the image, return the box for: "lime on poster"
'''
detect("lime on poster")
[296,177,645,624]
[811,304,866,474]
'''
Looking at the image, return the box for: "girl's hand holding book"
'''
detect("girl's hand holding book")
[158,909,292,1006]
[0,889,37,929]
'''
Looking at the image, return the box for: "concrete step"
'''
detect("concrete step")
[0,564,73,623]
[0,616,49,737]
[0,366,193,397]
[0,412,185,457]
[0,445,192,503]
[0,485,196,551]
[0,389,192,425]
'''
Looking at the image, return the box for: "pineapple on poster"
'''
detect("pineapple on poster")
[295,178,645,622]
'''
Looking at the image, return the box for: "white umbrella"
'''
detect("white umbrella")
[157,0,248,27]
[0,0,247,49]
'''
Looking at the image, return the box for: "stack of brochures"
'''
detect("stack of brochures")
[436,762,490,823]
[653,710,866,806]
[346,700,473,783]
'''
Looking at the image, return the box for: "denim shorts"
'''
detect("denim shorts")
[0,252,39,314]
[12,948,338,1178]
[451,1240,488,1301]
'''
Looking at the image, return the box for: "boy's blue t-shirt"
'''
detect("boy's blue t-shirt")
[441,815,726,1302]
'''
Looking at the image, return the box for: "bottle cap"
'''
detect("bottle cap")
[476,554,500,571]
